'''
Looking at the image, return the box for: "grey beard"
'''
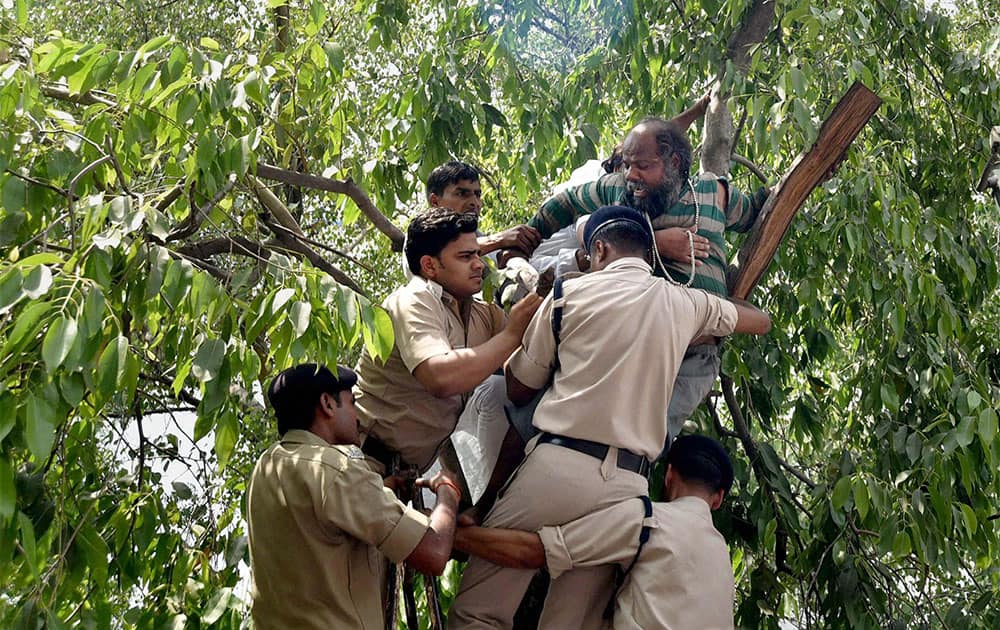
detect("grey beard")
[624,173,683,216]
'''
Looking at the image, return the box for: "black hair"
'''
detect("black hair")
[665,434,734,493]
[426,161,481,197]
[266,363,358,436]
[587,221,653,262]
[634,117,692,180]
[404,208,479,274]
[601,145,624,174]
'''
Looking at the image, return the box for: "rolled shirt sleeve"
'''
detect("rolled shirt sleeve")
[538,499,654,580]
[684,289,739,339]
[317,457,431,564]
[506,296,557,389]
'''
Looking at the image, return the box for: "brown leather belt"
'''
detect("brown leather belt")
[538,433,651,477]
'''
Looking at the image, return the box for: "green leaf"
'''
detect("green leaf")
[831,476,852,511]
[214,413,238,470]
[41,316,78,373]
[360,303,394,361]
[892,531,911,558]
[853,478,869,520]
[81,285,106,338]
[2,176,26,211]
[74,521,109,584]
[3,301,52,355]
[790,67,806,97]
[955,416,975,448]
[25,392,58,460]
[201,586,232,625]
[59,372,86,407]
[0,458,15,519]
[0,392,14,443]
[21,265,53,299]
[966,390,982,410]
[880,383,899,413]
[18,511,38,578]
[958,503,977,537]
[199,37,220,51]
[979,408,998,445]
[0,267,23,314]
[97,335,128,394]
[171,481,193,500]
[270,287,295,316]
[289,300,311,338]
[15,0,28,26]
[192,338,226,382]
[138,35,172,55]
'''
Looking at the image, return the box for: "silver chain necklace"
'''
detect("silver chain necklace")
[646,177,701,287]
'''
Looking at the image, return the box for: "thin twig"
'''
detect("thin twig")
[3,168,69,198]
[105,137,135,198]
[165,177,237,242]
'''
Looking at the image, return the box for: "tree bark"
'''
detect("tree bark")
[700,0,777,176]
[729,82,882,300]
[256,163,405,251]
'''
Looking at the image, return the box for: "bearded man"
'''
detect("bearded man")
[515,117,770,450]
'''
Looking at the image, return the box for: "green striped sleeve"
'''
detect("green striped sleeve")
[528,174,627,239]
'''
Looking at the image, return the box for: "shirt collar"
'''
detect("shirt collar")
[280,429,366,459]
[602,257,653,274]
[280,429,331,447]
[409,275,458,305]
[670,495,714,520]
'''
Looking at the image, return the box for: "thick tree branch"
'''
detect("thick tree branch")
[721,373,759,463]
[724,0,776,73]
[702,0,776,176]
[263,229,366,296]
[40,82,117,108]
[249,176,367,295]
[729,83,882,299]
[156,183,185,213]
[175,235,270,261]
[256,163,405,251]
[707,391,740,439]
[732,153,769,184]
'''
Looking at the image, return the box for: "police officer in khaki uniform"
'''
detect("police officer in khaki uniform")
[247,363,462,629]
[454,434,738,629]
[354,209,540,475]
[449,206,770,629]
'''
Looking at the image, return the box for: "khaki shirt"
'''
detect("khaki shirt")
[355,276,505,471]
[507,257,737,460]
[539,496,735,629]
[247,430,430,630]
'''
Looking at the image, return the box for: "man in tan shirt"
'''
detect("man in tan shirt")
[454,434,738,629]
[449,206,769,629]
[247,363,462,629]
[354,209,540,474]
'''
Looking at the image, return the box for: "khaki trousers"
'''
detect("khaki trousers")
[449,441,648,629]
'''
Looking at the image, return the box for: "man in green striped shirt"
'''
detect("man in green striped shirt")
[519,116,770,450]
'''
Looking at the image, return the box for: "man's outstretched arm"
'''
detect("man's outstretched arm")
[729,298,771,335]
[454,524,545,570]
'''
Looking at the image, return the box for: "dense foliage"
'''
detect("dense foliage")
[1,0,998,627]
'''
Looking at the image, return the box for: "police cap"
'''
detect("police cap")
[582,205,654,251]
